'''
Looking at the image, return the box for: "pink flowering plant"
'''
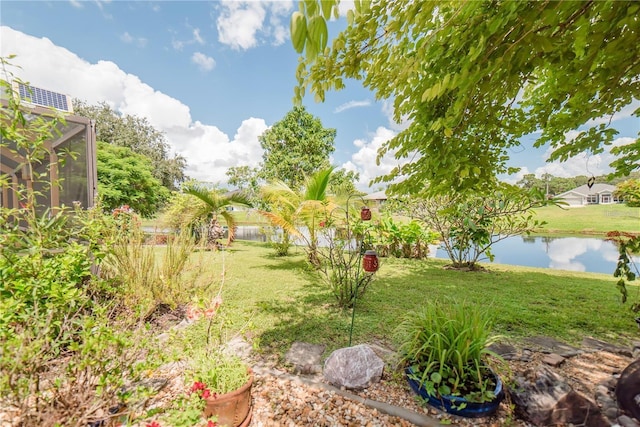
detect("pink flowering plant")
[163,267,251,427]
[184,292,250,395]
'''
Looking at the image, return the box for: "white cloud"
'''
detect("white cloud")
[340,126,400,190]
[588,100,640,126]
[192,28,205,45]
[337,1,355,17]
[120,32,133,44]
[381,99,411,131]
[502,167,531,185]
[191,52,216,72]
[171,26,205,51]
[0,26,266,186]
[535,136,636,178]
[216,1,266,50]
[334,99,371,113]
[69,1,84,9]
[216,0,293,50]
[120,31,147,48]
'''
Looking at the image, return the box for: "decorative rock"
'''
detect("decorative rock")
[323,344,384,390]
[487,342,519,360]
[618,415,640,427]
[542,353,565,367]
[285,342,325,375]
[582,337,633,357]
[367,342,399,368]
[604,407,619,420]
[222,335,253,361]
[616,359,640,420]
[510,364,608,426]
[526,336,583,357]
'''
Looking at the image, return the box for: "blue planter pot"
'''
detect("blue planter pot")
[405,366,504,418]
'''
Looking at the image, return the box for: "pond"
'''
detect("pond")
[229,227,639,275]
[431,235,640,275]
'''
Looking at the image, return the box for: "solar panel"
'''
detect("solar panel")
[15,82,73,113]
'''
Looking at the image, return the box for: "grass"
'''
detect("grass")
[533,204,640,234]
[193,241,638,360]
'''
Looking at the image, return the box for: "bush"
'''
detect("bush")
[99,206,205,320]
[395,300,502,403]
[0,206,161,426]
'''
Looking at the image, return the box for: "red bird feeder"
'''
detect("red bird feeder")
[360,206,372,221]
[363,250,379,272]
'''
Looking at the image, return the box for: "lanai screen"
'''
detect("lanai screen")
[0,83,97,213]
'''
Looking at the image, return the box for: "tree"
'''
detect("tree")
[96,141,169,217]
[392,184,550,269]
[291,1,640,195]
[259,106,336,190]
[74,101,187,190]
[260,168,337,265]
[328,168,361,197]
[226,165,263,208]
[615,179,640,207]
[182,185,252,248]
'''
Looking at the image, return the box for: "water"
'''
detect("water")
[431,235,640,275]
[227,227,640,275]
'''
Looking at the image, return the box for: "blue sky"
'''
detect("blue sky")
[1,1,638,190]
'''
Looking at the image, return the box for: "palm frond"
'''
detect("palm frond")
[304,167,334,201]
[258,210,303,238]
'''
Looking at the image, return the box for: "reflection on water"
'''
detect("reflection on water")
[432,235,640,274]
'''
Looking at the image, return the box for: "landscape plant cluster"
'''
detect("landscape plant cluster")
[0,75,217,426]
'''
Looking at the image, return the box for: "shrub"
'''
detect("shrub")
[99,206,204,320]
[395,300,502,403]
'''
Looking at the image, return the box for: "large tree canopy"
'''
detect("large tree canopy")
[292,1,640,195]
[96,141,169,217]
[259,106,336,190]
[74,101,187,190]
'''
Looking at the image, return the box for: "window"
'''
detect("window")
[587,195,598,204]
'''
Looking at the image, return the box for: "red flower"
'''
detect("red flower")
[202,388,211,399]
[186,305,204,321]
[319,221,326,227]
[146,422,161,427]
[206,421,218,427]
[191,381,206,393]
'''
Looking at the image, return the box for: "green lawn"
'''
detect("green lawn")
[533,204,640,234]
[195,241,637,360]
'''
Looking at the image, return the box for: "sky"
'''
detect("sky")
[1,1,638,191]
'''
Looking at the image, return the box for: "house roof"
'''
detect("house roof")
[363,190,388,201]
[557,183,616,197]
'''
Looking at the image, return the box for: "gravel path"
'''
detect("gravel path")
[248,363,519,427]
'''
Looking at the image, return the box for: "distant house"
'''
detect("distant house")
[556,183,620,206]
[363,190,388,209]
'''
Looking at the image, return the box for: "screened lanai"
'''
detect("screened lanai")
[0,82,97,213]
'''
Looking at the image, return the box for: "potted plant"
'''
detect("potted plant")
[395,299,505,418]
[163,294,253,427]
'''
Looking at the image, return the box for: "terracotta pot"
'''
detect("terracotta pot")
[202,370,253,427]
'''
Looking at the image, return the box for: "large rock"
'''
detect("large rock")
[617,359,640,421]
[323,344,384,390]
[511,364,608,426]
[285,342,325,375]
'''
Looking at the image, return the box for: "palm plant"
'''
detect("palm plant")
[260,168,336,266]
[183,185,251,248]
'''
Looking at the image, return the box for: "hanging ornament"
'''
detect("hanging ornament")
[363,250,379,272]
[587,176,595,189]
[360,206,372,221]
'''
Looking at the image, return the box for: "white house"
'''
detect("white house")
[556,183,620,206]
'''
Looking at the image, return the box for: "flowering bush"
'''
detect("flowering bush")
[163,290,251,427]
